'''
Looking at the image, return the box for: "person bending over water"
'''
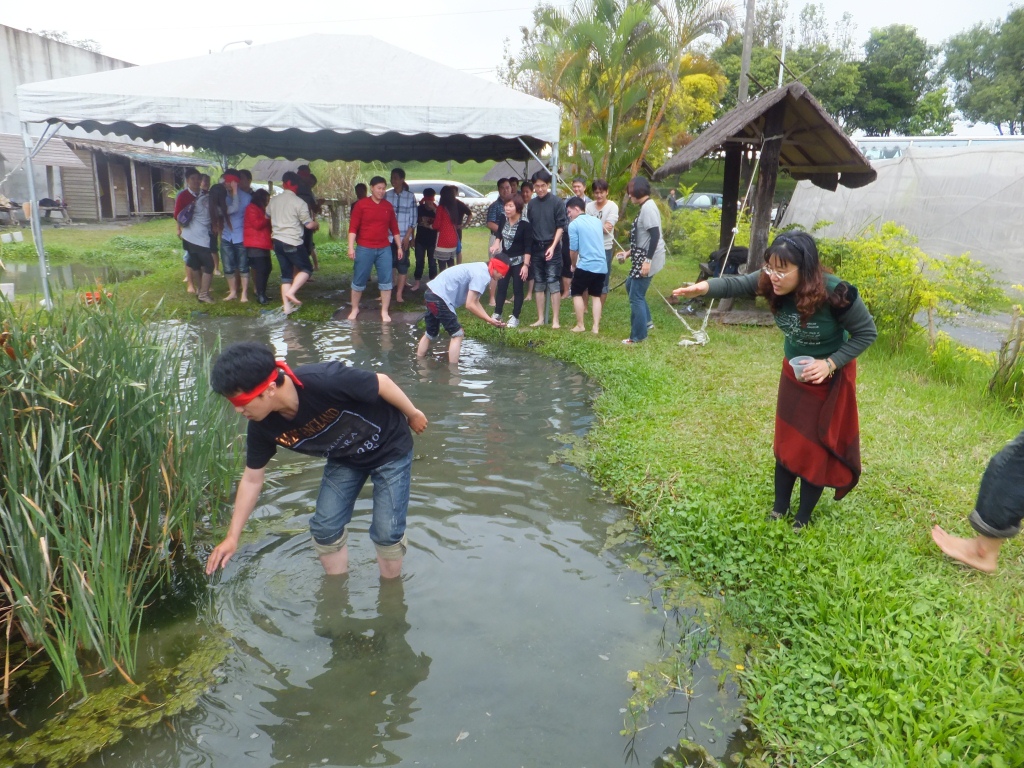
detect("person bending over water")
[206,342,427,579]
[932,428,1024,572]
[674,231,877,529]
[417,259,508,363]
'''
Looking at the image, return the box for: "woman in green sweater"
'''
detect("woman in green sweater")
[673,231,877,528]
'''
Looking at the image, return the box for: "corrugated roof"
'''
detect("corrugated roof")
[0,132,85,168]
[62,137,197,167]
[653,82,875,191]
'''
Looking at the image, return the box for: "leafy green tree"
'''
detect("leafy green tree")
[847,24,950,135]
[943,9,1024,135]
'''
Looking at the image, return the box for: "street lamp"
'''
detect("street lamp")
[221,40,252,52]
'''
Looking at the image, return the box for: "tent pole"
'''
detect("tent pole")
[22,122,53,309]
[550,141,559,190]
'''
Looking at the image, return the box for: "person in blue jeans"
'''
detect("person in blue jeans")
[614,176,665,344]
[206,342,428,579]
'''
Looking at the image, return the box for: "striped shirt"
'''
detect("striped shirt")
[385,188,418,243]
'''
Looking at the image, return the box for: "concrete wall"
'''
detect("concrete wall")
[0,25,133,203]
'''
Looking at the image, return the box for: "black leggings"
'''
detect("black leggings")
[494,259,526,318]
[773,461,825,525]
[248,251,272,296]
[414,241,438,281]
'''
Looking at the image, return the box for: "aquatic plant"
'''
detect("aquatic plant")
[0,297,238,694]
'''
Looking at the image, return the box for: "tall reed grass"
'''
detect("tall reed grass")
[0,298,237,694]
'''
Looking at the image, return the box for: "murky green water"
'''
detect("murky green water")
[11,314,750,767]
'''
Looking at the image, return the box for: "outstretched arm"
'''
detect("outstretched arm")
[466,291,505,327]
[206,465,266,574]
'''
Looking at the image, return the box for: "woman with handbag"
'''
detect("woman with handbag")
[673,231,877,529]
[614,176,664,344]
[487,193,533,328]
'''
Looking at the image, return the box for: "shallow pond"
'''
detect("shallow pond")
[0,262,144,296]
[12,314,750,767]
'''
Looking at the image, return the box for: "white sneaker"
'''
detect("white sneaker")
[491,313,502,322]
[507,316,520,328]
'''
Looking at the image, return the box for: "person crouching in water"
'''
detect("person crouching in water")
[932,429,1024,572]
[417,258,509,363]
[206,342,428,579]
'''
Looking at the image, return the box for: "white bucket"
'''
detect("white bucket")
[0,283,14,301]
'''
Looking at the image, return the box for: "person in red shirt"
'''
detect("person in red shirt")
[244,189,274,305]
[174,168,201,293]
[431,186,461,274]
[347,176,401,322]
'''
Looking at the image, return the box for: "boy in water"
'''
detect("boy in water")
[416,258,509,363]
[206,342,427,579]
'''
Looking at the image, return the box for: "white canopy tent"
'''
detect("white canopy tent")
[15,34,562,305]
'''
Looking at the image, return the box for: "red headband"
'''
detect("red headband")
[223,173,241,183]
[488,258,510,278]
[228,361,303,407]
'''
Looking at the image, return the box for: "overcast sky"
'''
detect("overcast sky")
[3,0,1019,133]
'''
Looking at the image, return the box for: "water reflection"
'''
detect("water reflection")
[264,577,430,766]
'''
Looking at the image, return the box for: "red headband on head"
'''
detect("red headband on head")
[228,361,303,407]
[223,173,241,184]
[488,258,510,278]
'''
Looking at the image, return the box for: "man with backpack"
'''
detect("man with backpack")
[175,168,202,294]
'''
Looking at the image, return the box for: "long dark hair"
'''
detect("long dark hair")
[208,183,230,236]
[757,231,850,323]
[438,185,460,227]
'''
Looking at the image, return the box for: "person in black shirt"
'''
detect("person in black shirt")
[410,188,439,291]
[206,342,428,580]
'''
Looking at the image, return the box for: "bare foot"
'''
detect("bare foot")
[381,313,392,323]
[240,295,248,303]
[931,526,999,573]
[347,310,359,321]
[282,301,293,315]
[395,295,404,304]
[571,325,585,333]
[591,327,599,334]
[408,281,420,291]
[187,285,196,294]
[284,294,302,306]
[551,323,560,330]
[222,294,237,301]
[530,319,545,327]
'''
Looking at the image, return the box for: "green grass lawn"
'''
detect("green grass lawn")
[4,219,1023,765]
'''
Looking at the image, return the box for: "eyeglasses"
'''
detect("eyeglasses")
[762,264,796,279]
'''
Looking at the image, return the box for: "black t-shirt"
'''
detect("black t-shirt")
[415,201,438,245]
[245,362,413,471]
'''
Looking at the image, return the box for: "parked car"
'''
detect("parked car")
[676,192,723,210]
[405,180,490,227]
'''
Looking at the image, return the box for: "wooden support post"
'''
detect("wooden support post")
[720,146,741,250]
[129,159,140,217]
[91,152,103,220]
[745,103,785,275]
[107,160,117,219]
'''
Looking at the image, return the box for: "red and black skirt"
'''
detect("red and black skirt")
[774,358,861,499]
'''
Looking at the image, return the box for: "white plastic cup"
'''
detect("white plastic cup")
[789,355,815,381]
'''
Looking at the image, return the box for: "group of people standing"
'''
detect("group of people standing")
[174,165,322,313]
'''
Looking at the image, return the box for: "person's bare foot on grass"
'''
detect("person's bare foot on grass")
[931,525,1000,573]
[571,325,585,333]
[551,322,560,330]
[591,327,600,334]
[530,319,544,327]
[187,285,196,294]
[239,295,248,303]
[222,293,237,301]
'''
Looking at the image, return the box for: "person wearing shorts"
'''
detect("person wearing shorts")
[205,342,428,580]
[525,170,567,328]
[180,185,216,304]
[585,178,619,303]
[417,259,508,363]
[266,171,318,315]
[566,196,609,334]
[348,175,401,322]
[386,168,417,304]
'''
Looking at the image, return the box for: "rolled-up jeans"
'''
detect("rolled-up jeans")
[626,275,652,342]
[352,244,394,292]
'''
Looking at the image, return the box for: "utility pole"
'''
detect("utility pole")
[737,0,756,104]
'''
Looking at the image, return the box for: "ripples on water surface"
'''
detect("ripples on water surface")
[74,315,747,767]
